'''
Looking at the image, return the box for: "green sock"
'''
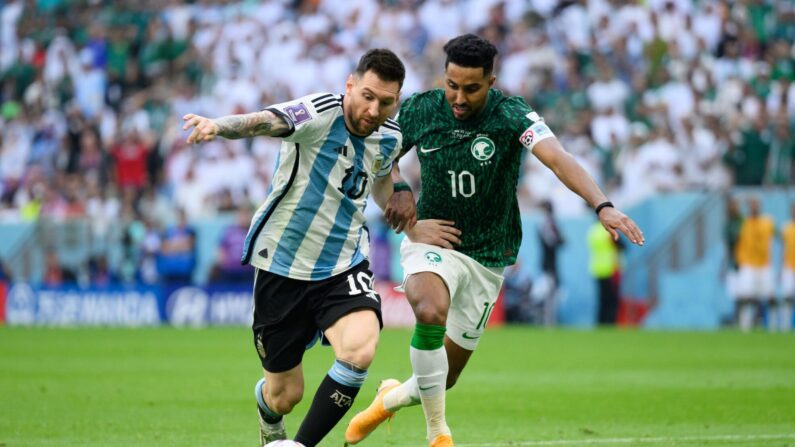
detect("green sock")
[411,323,446,350]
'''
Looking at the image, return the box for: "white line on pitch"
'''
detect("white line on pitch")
[455,433,795,447]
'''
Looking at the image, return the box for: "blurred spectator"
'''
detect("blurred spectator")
[42,248,77,287]
[1,0,794,288]
[88,254,116,286]
[781,203,795,333]
[0,259,13,282]
[111,129,151,191]
[537,201,564,326]
[723,196,744,308]
[156,208,196,284]
[587,220,622,326]
[765,117,794,185]
[734,197,776,332]
[210,207,253,284]
[502,261,533,324]
[723,116,771,186]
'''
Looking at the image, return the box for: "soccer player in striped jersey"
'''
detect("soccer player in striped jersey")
[346,35,645,447]
[183,49,415,447]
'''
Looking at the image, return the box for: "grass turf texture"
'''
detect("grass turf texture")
[1,327,793,447]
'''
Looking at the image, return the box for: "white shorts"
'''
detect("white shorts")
[399,239,504,350]
[736,266,775,300]
[782,268,795,298]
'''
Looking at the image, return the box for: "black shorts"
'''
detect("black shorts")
[252,261,383,373]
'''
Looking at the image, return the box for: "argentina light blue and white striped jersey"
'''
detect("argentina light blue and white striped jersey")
[241,92,403,281]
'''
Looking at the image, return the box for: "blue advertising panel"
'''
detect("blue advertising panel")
[4,283,253,327]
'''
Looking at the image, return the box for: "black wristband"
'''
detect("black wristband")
[595,201,614,216]
[393,181,412,193]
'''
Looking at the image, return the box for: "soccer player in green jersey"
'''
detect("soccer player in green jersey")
[345,34,645,447]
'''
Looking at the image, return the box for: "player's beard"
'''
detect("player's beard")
[347,107,379,136]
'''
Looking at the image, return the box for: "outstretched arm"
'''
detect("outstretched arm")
[533,138,645,246]
[182,110,292,143]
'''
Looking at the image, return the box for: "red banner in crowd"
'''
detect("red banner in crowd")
[0,281,7,324]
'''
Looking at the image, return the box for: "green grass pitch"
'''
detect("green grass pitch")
[1,327,794,447]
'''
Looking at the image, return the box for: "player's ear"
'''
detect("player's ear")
[345,74,355,94]
[488,75,496,88]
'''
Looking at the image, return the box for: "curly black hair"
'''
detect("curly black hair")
[443,34,499,75]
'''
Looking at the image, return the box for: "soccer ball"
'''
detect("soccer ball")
[265,441,304,447]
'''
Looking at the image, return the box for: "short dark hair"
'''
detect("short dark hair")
[355,49,405,89]
[443,34,499,75]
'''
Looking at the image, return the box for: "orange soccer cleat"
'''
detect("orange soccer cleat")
[344,379,401,445]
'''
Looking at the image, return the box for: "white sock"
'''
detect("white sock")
[781,301,793,332]
[410,346,451,440]
[739,303,755,332]
[767,303,779,332]
[383,375,420,412]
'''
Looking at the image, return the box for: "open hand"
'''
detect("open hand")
[405,219,462,249]
[183,114,219,144]
[598,207,645,246]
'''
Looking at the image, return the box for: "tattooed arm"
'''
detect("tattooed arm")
[182,110,291,143]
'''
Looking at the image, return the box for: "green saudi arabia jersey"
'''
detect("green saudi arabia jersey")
[398,88,550,267]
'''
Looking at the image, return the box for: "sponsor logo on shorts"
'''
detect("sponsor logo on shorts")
[471,136,495,161]
[424,251,442,265]
[462,331,481,340]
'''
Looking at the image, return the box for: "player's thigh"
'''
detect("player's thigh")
[252,268,317,374]
[313,261,383,368]
[400,240,465,320]
[446,258,504,351]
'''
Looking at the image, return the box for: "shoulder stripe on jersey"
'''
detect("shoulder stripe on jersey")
[386,118,399,127]
[381,122,400,132]
[240,143,301,265]
[313,97,340,108]
[316,102,342,114]
[311,93,336,104]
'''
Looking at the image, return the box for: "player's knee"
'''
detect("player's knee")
[412,301,447,325]
[339,344,377,369]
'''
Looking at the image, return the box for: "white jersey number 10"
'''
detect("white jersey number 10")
[447,170,476,198]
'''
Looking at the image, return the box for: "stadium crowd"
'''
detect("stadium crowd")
[1,0,794,284]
